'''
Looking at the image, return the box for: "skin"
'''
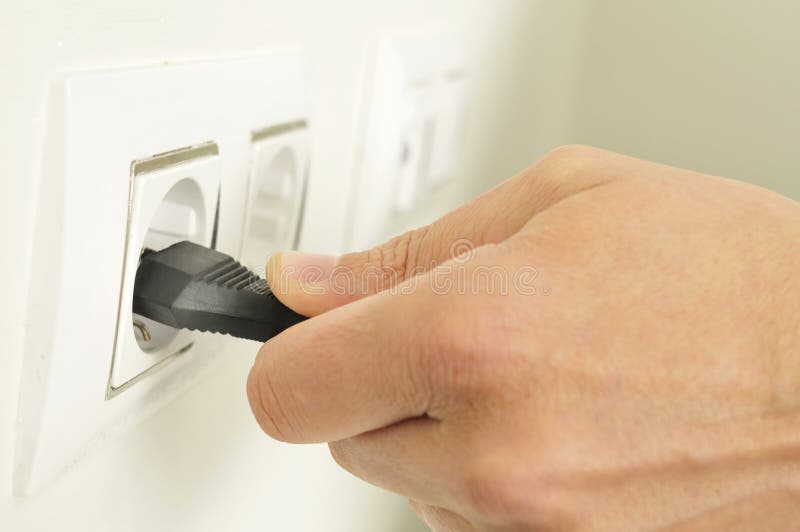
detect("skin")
[247,145,800,530]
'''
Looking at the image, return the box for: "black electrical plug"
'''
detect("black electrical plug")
[132,240,306,342]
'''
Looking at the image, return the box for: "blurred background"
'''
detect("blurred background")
[1,1,798,530]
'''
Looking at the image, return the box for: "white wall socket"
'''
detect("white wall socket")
[15,51,309,494]
[349,28,473,248]
[109,144,221,396]
[241,124,310,270]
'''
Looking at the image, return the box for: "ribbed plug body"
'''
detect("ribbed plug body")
[132,241,306,342]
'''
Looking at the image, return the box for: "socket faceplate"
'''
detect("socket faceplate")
[15,51,308,494]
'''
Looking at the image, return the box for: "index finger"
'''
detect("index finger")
[246,281,440,443]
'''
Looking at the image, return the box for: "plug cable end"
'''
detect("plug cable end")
[132,240,306,342]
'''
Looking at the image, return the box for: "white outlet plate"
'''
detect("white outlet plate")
[349,28,473,248]
[15,51,308,494]
[109,145,221,395]
[240,124,310,270]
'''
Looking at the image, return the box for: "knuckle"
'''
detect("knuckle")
[425,299,520,399]
[513,144,620,226]
[463,462,573,529]
[463,465,520,519]
[464,472,503,520]
[526,144,609,194]
[436,314,485,379]
[327,441,346,468]
[377,225,431,282]
[246,350,299,442]
[407,500,438,528]
[416,305,468,388]
[343,225,432,293]
[327,440,356,474]
[533,144,596,177]
[547,145,652,198]
[407,499,424,515]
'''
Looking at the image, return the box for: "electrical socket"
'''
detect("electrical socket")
[15,51,308,494]
[350,28,474,248]
[108,143,221,397]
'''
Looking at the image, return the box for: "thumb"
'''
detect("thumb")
[265,225,448,317]
[266,145,613,316]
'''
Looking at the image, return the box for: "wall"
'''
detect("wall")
[567,0,800,200]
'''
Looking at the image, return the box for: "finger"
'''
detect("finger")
[329,417,456,507]
[267,145,618,316]
[247,278,441,443]
[409,500,474,532]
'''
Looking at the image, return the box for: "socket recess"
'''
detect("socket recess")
[240,122,310,269]
[108,143,221,397]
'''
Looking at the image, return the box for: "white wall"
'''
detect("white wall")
[568,0,800,200]
[454,0,800,202]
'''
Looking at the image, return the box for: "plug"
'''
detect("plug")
[132,241,305,342]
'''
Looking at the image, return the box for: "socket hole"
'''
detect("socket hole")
[133,178,207,351]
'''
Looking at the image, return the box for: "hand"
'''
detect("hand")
[247,145,800,530]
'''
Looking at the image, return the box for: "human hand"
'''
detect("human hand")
[247,146,800,530]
